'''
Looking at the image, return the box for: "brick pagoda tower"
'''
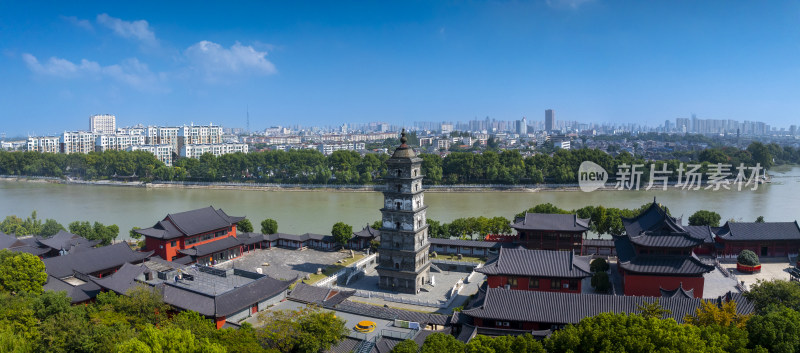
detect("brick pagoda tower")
[376,129,431,294]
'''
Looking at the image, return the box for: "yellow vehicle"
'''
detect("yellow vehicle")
[354,320,377,333]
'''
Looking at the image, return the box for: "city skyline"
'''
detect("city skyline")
[2,1,799,136]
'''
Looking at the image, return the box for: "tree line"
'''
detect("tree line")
[1,141,796,185]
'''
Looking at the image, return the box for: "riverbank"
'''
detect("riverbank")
[0,175,588,192]
[0,174,776,193]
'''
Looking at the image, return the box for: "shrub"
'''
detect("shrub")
[737,250,760,266]
[590,258,609,272]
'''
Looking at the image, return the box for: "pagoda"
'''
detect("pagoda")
[375,130,431,294]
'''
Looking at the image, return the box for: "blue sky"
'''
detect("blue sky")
[1,0,799,136]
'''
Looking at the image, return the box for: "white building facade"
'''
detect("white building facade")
[90,114,116,134]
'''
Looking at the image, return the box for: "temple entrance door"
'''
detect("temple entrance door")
[761,246,769,257]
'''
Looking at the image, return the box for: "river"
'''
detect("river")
[1,166,799,241]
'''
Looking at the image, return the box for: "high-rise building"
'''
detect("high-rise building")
[545,109,555,132]
[376,130,431,294]
[791,125,797,136]
[90,114,116,134]
[519,117,528,135]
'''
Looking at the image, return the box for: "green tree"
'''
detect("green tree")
[684,300,749,329]
[636,299,671,319]
[590,258,609,273]
[747,306,800,353]
[688,210,722,227]
[391,339,419,353]
[129,227,142,240]
[747,142,774,169]
[744,280,800,313]
[0,250,47,294]
[117,325,226,353]
[420,332,465,353]
[544,313,716,352]
[257,305,347,353]
[755,216,765,223]
[331,222,353,248]
[237,219,254,233]
[261,219,278,234]
[466,334,545,353]
[39,219,65,237]
[590,272,610,293]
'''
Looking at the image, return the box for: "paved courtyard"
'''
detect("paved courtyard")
[720,261,796,290]
[336,266,485,314]
[216,247,350,281]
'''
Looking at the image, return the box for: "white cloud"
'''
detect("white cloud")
[22,53,166,92]
[96,13,157,46]
[184,41,276,80]
[61,15,93,31]
[546,0,594,10]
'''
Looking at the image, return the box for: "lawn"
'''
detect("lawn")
[302,253,366,284]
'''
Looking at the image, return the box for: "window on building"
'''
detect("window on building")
[529,278,539,289]
[551,279,561,289]
[569,280,578,290]
[508,277,518,287]
[170,240,176,247]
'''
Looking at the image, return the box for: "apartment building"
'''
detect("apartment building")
[129,144,174,166]
[180,143,248,159]
[90,114,116,134]
[26,136,60,153]
[61,131,98,154]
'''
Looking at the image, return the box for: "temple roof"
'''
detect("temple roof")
[353,225,380,238]
[37,230,100,251]
[512,213,591,232]
[621,201,710,248]
[462,288,753,325]
[43,243,153,278]
[660,283,695,299]
[136,206,245,239]
[614,235,714,275]
[429,238,504,249]
[178,236,242,257]
[476,247,591,278]
[715,221,800,241]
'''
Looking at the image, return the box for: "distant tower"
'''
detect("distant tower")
[545,109,555,132]
[376,130,431,294]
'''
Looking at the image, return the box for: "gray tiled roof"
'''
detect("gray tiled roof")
[476,247,591,278]
[462,288,754,325]
[622,202,685,236]
[136,206,244,239]
[512,213,590,232]
[660,283,695,299]
[456,324,478,343]
[161,274,293,318]
[43,275,102,303]
[353,226,380,238]
[621,254,714,275]
[288,283,355,307]
[429,238,503,249]
[716,221,800,241]
[277,233,310,242]
[0,232,50,255]
[628,232,704,248]
[583,239,615,247]
[335,299,450,326]
[43,243,153,278]
[307,233,336,242]
[178,236,242,257]
[36,230,99,251]
[326,337,361,353]
[91,262,147,294]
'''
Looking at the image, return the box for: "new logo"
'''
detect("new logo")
[578,161,608,192]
